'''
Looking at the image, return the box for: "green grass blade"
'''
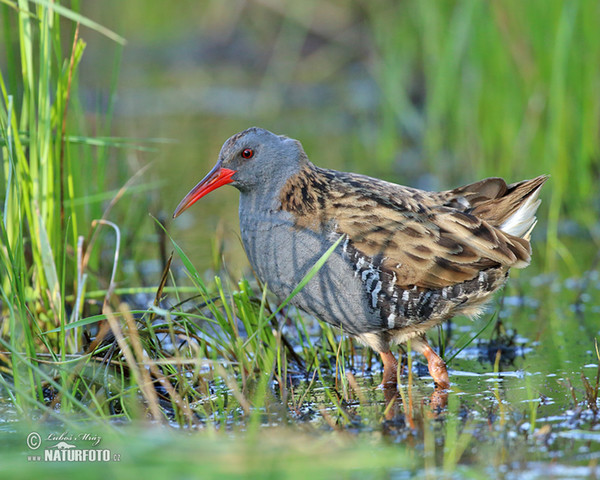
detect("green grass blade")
[30,0,126,45]
[445,311,497,365]
[265,234,347,323]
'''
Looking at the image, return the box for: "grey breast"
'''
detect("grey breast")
[238,193,381,335]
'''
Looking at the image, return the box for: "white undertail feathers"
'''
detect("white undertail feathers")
[499,184,544,240]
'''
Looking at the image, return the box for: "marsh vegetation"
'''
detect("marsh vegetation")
[1,1,599,478]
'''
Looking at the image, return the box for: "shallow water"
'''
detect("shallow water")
[3,3,599,477]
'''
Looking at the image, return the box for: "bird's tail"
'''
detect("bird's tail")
[480,175,548,240]
[441,174,548,269]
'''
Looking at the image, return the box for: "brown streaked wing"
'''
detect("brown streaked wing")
[331,197,531,289]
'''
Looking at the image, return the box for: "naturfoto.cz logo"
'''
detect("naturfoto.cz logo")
[26,432,121,462]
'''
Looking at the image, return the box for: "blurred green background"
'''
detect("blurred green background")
[42,0,600,276]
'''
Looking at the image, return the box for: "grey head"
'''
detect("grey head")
[219,127,308,191]
[173,127,308,217]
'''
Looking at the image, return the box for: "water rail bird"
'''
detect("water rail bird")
[174,127,547,389]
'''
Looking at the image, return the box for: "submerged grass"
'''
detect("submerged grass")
[0,1,599,478]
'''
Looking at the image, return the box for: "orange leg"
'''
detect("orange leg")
[379,351,398,387]
[413,337,450,389]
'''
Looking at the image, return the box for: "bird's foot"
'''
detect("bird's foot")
[421,344,450,389]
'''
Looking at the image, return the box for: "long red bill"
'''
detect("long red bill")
[173,162,236,218]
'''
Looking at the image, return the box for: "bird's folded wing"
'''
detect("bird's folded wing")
[334,206,531,289]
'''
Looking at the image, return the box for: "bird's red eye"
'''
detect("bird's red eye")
[241,148,254,159]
